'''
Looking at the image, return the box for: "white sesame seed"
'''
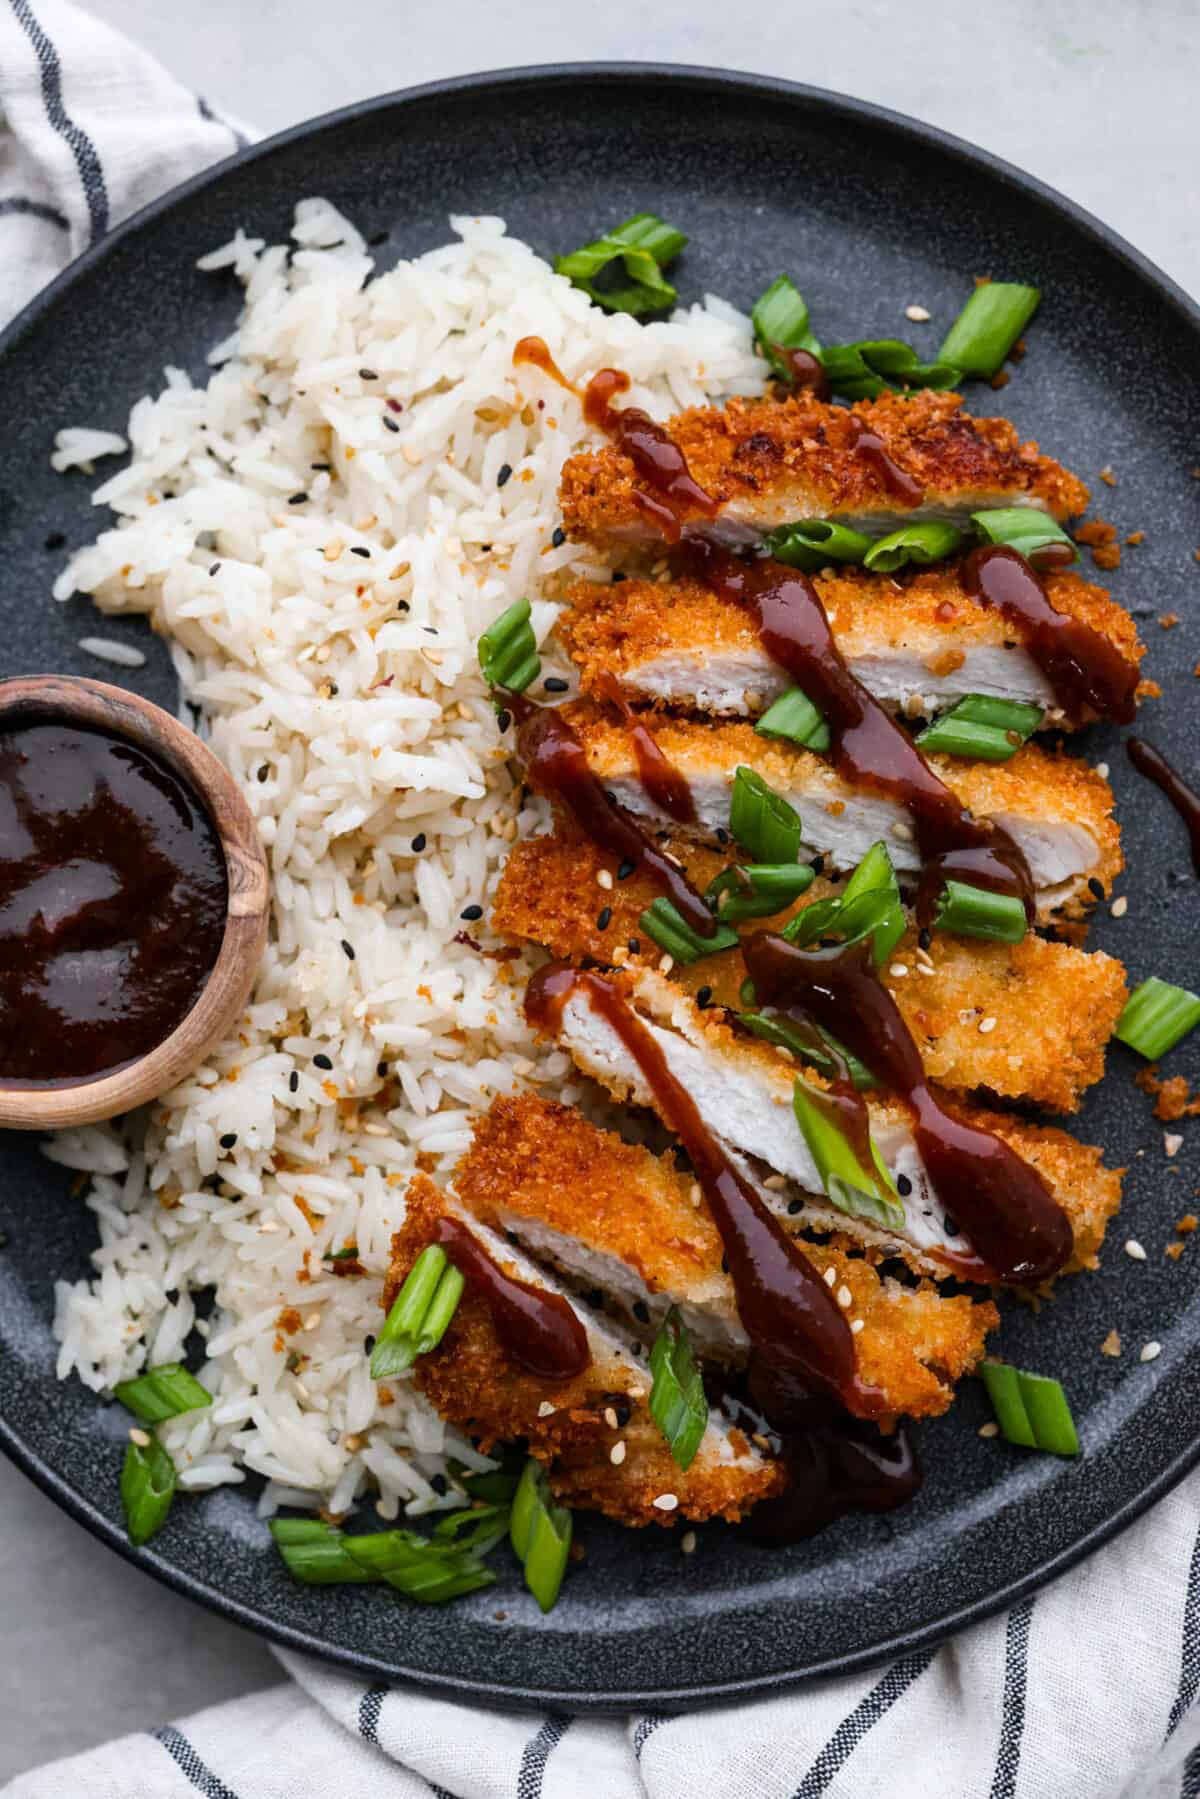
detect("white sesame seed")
[978,1421,999,1438]
[628,1385,645,1399]
[690,1183,702,1208]
[1166,1133,1184,1158]
[652,1493,679,1511]
[823,1266,837,1287]
[762,1173,786,1191]
[259,1218,281,1233]
[596,869,614,890]
[1111,895,1128,917]
[1124,1238,1147,1261]
[402,443,422,465]
[891,821,914,842]
[905,304,932,322]
[129,1427,151,1447]
[363,1122,389,1136]
[535,1401,557,1418]
[1096,762,1109,778]
[850,1318,864,1334]
[658,954,674,975]
[978,1016,997,1035]
[1141,1340,1163,1362]
[836,1283,853,1309]
[303,1311,321,1332]
[681,1530,698,1554]
[889,963,909,979]
[604,1407,618,1429]
[610,1441,627,1465]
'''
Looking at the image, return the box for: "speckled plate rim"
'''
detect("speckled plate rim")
[2,62,1199,1712]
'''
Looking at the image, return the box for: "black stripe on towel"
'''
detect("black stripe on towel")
[0,195,68,228]
[358,1682,388,1743]
[632,1715,667,1759]
[989,1597,1035,1799]
[197,95,250,152]
[7,0,109,240]
[1182,1740,1200,1799]
[150,1725,241,1799]
[517,1717,572,1799]
[1169,1521,1200,1739]
[791,1648,936,1797]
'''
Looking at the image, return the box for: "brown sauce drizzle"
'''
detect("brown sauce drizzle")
[526,962,920,1536]
[435,1215,590,1380]
[778,348,831,401]
[682,540,1035,925]
[741,933,1072,1285]
[512,335,576,393]
[598,677,696,824]
[582,369,719,544]
[962,544,1139,724]
[508,692,714,935]
[845,415,923,506]
[1128,738,1200,876]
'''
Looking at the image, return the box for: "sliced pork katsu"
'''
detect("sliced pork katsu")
[456,1095,998,1421]
[559,389,1089,549]
[524,963,1122,1284]
[492,828,1127,1113]
[544,701,1122,912]
[386,1174,783,1527]
[560,566,1147,727]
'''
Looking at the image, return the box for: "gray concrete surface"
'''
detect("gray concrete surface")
[2,0,1197,1783]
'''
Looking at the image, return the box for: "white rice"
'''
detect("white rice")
[47,203,764,1519]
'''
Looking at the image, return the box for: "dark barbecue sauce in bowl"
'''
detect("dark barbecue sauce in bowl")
[0,717,228,1087]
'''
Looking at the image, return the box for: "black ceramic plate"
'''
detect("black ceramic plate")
[2,65,1199,1713]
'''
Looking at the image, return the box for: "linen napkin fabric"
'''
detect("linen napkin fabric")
[2,3,1200,1794]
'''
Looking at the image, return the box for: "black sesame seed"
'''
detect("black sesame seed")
[497,463,513,488]
[627,937,641,954]
[364,1333,376,1354]
[219,1133,238,1150]
[383,414,400,433]
[632,1300,651,1324]
[257,764,270,782]
[585,1287,604,1309]
[310,461,332,471]
[341,939,356,959]
[714,827,730,845]
[696,985,713,1009]
[896,1173,913,1197]
[288,492,309,505]
[430,1473,448,1496]
[918,928,932,951]
[616,859,635,881]
[596,906,612,931]
[350,546,371,558]
[359,368,378,380]
[543,676,569,693]
[411,833,427,852]
[810,855,825,876]
[787,1198,803,1216]
[460,904,484,921]
[44,531,66,551]
[1088,877,1105,900]
[289,1071,299,1093]
[610,1397,632,1427]
[209,562,221,577]
[313,1054,333,1070]
[612,571,627,584]
[496,708,512,733]
[423,626,438,636]
[551,527,566,548]
[942,1215,959,1238]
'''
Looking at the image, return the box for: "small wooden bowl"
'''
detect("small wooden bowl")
[0,675,269,1130]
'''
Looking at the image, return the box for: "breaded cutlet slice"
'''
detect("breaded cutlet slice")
[530,963,1122,1283]
[386,1175,783,1527]
[547,700,1122,913]
[560,565,1148,726]
[455,1094,998,1423]
[492,828,1128,1114]
[558,389,1089,549]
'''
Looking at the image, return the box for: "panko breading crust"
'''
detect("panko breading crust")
[559,389,1089,545]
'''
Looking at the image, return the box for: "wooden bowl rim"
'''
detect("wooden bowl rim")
[0,674,269,1128]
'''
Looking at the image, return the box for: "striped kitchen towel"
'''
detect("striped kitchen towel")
[3,3,1200,1795]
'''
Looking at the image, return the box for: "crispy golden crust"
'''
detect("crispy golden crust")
[552,698,1123,902]
[559,390,1089,544]
[560,565,1148,720]
[385,1175,785,1527]
[456,1095,997,1422]
[492,828,1126,1112]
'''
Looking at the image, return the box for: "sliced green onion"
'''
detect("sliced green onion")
[862,521,968,574]
[704,862,815,923]
[740,1009,877,1090]
[1114,977,1200,1059]
[751,275,821,385]
[980,1363,1079,1455]
[728,765,803,863]
[269,1516,373,1583]
[791,1078,904,1231]
[510,1458,572,1613]
[432,1502,511,1557]
[938,283,1040,380]
[933,880,1028,944]
[762,519,872,573]
[755,686,831,752]
[121,1435,177,1547]
[371,1245,465,1379]
[322,1244,361,1262]
[270,1517,495,1602]
[820,339,961,401]
[971,507,1078,568]
[478,597,540,693]
[556,212,687,316]
[449,1447,525,1505]
[638,897,740,964]
[648,1308,708,1471]
[782,841,905,967]
[114,1363,212,1426]
[916,693,1044,763]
